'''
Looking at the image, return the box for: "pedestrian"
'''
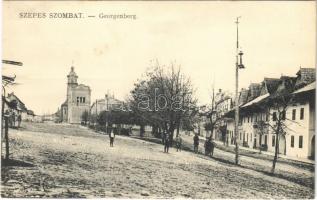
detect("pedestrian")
[17,113,22,128]
[204,137,212,156]
[109,126,115,147]
[163,131,170,153]
[11,111,16,128]
[210,138,216,157]
[175,134,182,152]
[193,133,199,153]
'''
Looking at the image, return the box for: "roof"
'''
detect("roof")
[293,81,315,94]
[61,100,68,106]
[242,93,269,108]
[247,83,262,102]
[263,78,280,94]
[7,93,28,111]
[27,110,35,116]
[238,89,249,105]
[295,68,316,89]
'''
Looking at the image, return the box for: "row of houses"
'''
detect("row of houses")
[211,67,315,159]
[3,92,42,123]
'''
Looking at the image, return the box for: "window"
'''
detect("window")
[83,97,86,103]
[251,116,253,122]
[299,136,303,148]
[292,109,296,120]
[272,112,277,121]
[291,135,294,147]
[300,108,304,120]
[272,135,275,147]
[248,117,250,123]
[266,113,269,121]
[240,132,242,140]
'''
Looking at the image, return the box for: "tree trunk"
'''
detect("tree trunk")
[140,125,145,137]
[210,127,214,139]
[271,125,280,174]
[259,134,262,153]
[176,122,180,137]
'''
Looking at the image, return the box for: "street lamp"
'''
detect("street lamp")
[234,17,245,165]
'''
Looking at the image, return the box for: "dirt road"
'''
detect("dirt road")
[1,122,314,198]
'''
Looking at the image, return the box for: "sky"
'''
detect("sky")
[2,1,316,115]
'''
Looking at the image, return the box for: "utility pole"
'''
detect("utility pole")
[95,99,98,129]
[234,17,245,165]
[2,60,22,160]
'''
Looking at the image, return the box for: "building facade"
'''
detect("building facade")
[90,94,123,116]
[60,66,91,124]
[224,67,315,159]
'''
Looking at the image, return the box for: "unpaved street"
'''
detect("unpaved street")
[1,122,314,198]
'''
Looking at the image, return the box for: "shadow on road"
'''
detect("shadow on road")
[1,158,34,167]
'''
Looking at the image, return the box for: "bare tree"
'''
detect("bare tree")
[129,60,197,143]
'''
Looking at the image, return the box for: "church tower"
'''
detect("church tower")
[61,65,91,124]
[66,66,78,105]
[67,66,78,86]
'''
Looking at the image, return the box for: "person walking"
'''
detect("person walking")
[109,126,115,147]
[193,133,199,154]
[204,137,212,156]
[17,113,22,128]
[163,131,170,153]
[175,134,182,152]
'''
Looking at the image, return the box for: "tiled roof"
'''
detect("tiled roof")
[263,78,280,94]
[247,83,262,102]
[275,76,297,94]
[295,68,316,89]
[238,89,249,105]
[293,81,315,94]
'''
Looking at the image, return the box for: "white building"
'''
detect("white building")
[225,67,315,159]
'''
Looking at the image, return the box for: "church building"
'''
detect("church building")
[60,66,91,124]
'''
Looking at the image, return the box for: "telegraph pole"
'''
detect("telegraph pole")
[2,60,22,160]
[234,17,245,165]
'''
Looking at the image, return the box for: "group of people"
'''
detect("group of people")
[193,133,215,156]
[162,131,183,153]
[107,127,215,157]
[162,131,215,157]
[4,109,22,128]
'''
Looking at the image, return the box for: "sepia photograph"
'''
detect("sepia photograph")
[1,1,316,199]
